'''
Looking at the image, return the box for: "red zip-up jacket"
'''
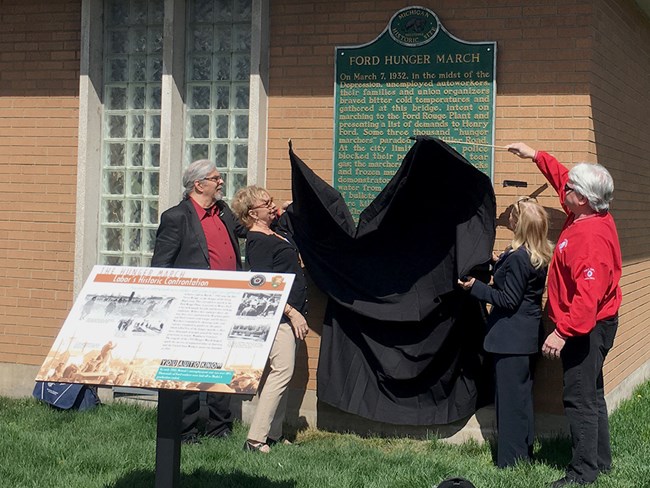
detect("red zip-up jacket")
[534,151,622,337]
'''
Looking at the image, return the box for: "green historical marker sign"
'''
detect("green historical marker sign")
[334,6,497,219]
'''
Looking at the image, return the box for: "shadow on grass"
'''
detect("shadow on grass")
[482,436,571,469]
[535,437,572,470]
[105,469,297,488]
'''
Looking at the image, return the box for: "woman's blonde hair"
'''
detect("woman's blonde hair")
[231,185,270,228]
[510,197,554,269]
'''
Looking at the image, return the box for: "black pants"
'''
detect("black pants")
[181,392,232,437]
[561,316,617,482]
[494,353,536,467]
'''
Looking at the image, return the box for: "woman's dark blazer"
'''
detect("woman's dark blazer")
[246,231,307,315]
[469,246,547,355]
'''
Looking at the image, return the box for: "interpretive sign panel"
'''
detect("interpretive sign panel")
[36,265,294,395]
[334,6,496,218]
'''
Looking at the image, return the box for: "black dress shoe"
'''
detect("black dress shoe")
[204,428,232,439]
[181,433,201,445]
[550,476,591,487]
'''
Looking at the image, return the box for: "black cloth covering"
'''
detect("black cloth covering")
[287,137,496,425]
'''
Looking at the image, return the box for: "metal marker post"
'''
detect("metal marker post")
[155,389,183,488]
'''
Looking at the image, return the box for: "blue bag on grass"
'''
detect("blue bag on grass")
[32,381,100,411]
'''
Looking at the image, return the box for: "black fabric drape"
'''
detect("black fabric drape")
[287,137,496,424]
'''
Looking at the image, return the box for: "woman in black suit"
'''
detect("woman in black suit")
[232,185,309,453]
[459,197,553,468]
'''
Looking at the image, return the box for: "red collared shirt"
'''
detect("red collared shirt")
[189,197,237,271]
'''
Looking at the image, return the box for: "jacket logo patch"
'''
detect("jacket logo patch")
[583,267,596,280]
[558,239,568,253]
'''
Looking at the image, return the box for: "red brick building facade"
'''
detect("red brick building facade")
[1,0,649,439]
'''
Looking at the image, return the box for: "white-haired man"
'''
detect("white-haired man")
[152,159,246,444]
[507,143,622,487]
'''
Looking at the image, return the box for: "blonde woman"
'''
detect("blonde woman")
[232,185,308,453]
[458,198,553,468]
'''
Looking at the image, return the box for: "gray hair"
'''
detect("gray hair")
[182,159,216,198]
[568,162,614,212]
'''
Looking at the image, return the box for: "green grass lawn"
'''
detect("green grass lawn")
[1,381,649,488]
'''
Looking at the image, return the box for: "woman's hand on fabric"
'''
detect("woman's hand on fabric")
[457,277,475,291]
[277,200,292,216]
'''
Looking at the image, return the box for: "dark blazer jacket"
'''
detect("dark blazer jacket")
[246,230,308,314]
[151,198,245,270]
[470,246,547,355]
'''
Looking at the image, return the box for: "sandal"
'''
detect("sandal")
[267,436,292,446]
[243,439,270,453]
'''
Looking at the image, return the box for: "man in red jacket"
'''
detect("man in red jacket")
[507,143,622,487]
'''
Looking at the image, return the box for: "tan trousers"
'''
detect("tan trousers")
[247,322,297,442]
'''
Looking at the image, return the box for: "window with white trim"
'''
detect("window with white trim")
[85,0,264,273]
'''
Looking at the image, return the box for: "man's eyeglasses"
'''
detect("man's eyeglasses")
[251,197,274,210]
[564,183,576,194]
[202,175,223,183]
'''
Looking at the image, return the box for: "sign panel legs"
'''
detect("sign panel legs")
[155,389,182,488]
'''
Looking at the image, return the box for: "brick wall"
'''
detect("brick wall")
[0,0,647,418]
[591,0,650,394]
[268,0,650,413]
[0,0,81,365]
[490,1,597,414]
